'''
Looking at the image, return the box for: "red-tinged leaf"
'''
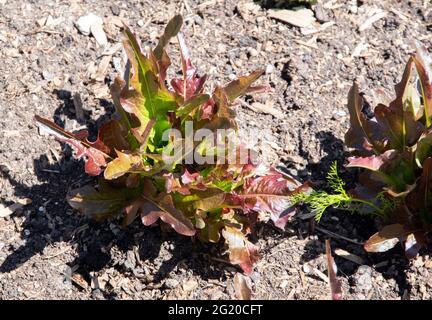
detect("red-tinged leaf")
[140,194,195,236]
[346,150,397,171]
[222,226,260,274]
[153,15,183,60]
[364,224,407,252]
[413,41,432,127]
[153,15,183,82]
[200,98,216,120]
[223,70,264,102]
[171,32,207,100]
[110,77,136,136]
[98,120,131,156]
[202,87,238,131]
[374,58,422,150]
[345,82,384,155]
[245,85,272,95]
[34,115,108,176]
[237,168,312,229]
[67,182,136,220]
[233,273,252,300]
[325,239,342,300]
[104,150,142,180]
[407,157,432,223]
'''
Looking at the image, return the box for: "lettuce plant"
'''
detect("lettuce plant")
[34,15,310,273]
[296,43,432,258]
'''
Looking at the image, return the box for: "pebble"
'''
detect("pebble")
[228,73,237,81]
[164,278,179,289]
[75,13,103,36]
[313,4,329,23]
[352,265,373,292]
[137,19,144,27]
[265,64,274,74]
[110,5,120,16]
[42,70,54,81]
[248,47,259,57]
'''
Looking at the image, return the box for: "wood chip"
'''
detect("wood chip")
[182,279,198,292]
[92,55,111,82]
[334,248,365,265]
[246,100,284,119]
[90,22,108,47]
[359,10,387,32]
[233,273,252,300]
[313,268,329,283]
[268,9,316,28]
[0,198,32,218]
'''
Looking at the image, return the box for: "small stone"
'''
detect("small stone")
[112,56,123,74]
[75,13,103,36]
[265,64,274,74]
[302,264,311,274]
[228,73,236,81]
[352,265,373,292]
[42,70,54,81]
[313,4,329,23]
[110,5,120,16]
[248,47,258,57]
[137,19,144,27]
[349,5,358,14]
[194,15,203,25]
[164,279,179,289]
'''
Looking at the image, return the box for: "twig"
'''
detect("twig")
[315,226,364,246]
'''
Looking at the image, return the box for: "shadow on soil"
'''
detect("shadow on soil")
[254,0,316,9]
[0,90,229,298]
[295,130,412,298]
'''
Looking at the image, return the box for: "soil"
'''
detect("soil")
[1,0,432,300]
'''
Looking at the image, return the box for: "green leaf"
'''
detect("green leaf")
[415,128,432,167]
[413,42,432,127]
[122,25,178,141]
[104,150,142,180]
[176,94,210,118]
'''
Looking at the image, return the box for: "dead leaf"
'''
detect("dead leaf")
[90,22,108,47]
[268,8,316,28]
[0,198,32,218]
[233,273,252,300]
[182,279,198,292]
[325,239,343,300]
[334,248,365,265]
[248,100,284,119]
[358,10,387,32]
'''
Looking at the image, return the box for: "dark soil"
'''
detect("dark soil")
[1,0,432,300]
